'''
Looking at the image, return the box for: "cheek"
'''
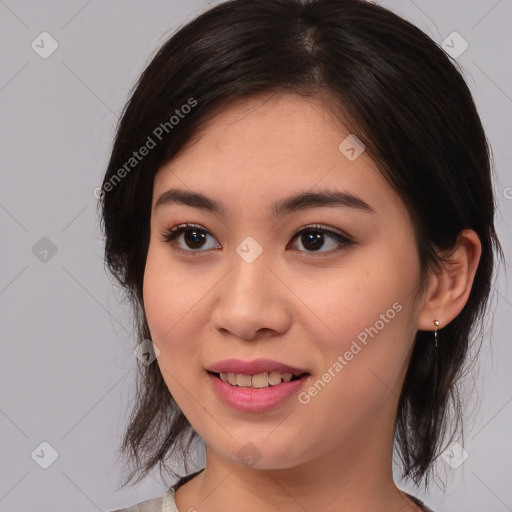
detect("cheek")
[308,248,418,347]
[142,243,219,407]
[142,246,202,386]
[143,243,205,343]
[303,244,420,407]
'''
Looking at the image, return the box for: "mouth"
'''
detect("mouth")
[207,370,309,389]
[206,368,311,412]
[205,358,311,411]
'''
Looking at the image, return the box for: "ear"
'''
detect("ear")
[417,229,482,331]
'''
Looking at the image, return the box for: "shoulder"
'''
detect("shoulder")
[109,468,204,512]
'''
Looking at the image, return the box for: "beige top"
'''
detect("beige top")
[110,469,204,512]
[110,487,177,512]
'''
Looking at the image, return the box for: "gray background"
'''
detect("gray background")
[0,0,510,510]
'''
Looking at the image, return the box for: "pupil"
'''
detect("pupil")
[302,232,323,251]
[186,229,206,249]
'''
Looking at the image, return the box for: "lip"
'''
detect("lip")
[207,371,310,412]
[206,358,309,376]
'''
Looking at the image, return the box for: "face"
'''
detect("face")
[143,92,425,470]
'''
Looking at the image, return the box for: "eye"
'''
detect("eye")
[289,224,353,256]
[160,223,220,255]
[160,223,353,256]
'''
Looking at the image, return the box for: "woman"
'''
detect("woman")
[101,0,503,510]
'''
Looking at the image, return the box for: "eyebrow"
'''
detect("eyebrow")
[155,188,375,217]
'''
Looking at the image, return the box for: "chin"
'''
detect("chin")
[206,436,309,471]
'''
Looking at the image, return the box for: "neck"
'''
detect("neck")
[175,413,420,512]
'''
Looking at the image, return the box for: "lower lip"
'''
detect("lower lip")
[207,372,309,412]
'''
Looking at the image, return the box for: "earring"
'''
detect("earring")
[433,320,440,348]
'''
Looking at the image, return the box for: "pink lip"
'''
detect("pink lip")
[206,358,308,376]
[207,371,310,412]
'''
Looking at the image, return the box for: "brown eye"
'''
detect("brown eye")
[161,223,220,254]
[289,225,353,255]
[177,227,207,249]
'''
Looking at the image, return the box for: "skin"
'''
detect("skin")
[142,91,481,512]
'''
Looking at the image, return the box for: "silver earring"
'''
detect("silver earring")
[433,320,440,348]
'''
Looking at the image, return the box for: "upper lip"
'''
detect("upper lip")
[207,358,309,376]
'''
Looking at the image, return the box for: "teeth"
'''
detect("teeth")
[237,374,252,387]
[251,373,269,388]
[268,371,283,385]
[218,371,297,387]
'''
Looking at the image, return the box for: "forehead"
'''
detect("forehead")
[152,92,404,220]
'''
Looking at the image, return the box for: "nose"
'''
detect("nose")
[210,249,292,341]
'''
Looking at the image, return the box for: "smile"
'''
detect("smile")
[207,370,310,412]
[214,371,304,388]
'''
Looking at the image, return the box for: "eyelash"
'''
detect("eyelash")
[159,222,354,258]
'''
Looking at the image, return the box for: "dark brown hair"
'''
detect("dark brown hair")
[99,0,503,490]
